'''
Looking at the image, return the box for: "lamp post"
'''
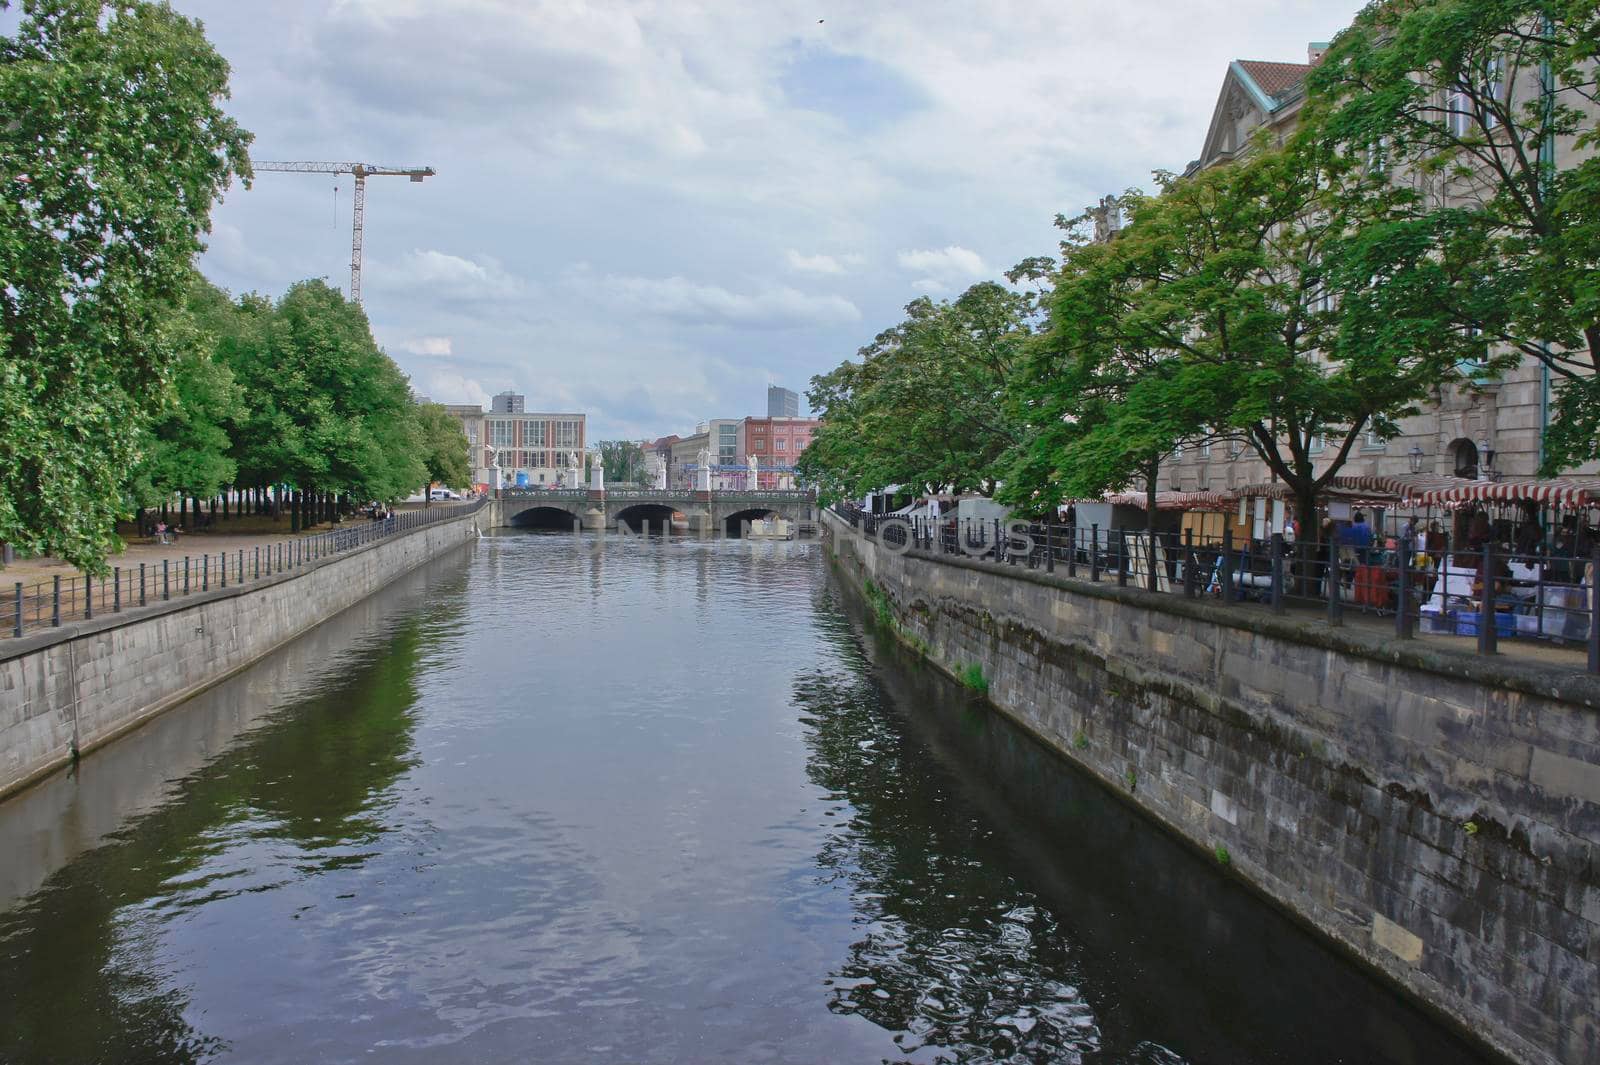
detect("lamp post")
[1478,438,1498,481]
[1408,445,1425,474]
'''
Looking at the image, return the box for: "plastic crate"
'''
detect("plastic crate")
[1455,611,1514,638]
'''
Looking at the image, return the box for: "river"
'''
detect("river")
[0,530,1496,1064]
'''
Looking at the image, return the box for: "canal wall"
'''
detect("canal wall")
[823,512,1600,1065]
[0,513,479,802]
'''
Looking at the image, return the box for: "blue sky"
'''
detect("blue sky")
[169,0,1364,439]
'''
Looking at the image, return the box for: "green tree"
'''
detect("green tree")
[800,281,1039,503]
[124,281,242,523]
[0,0,252,569]
[1306,0,1600,471]
[1008,140,1495,534]
[221,280,425,523]
[596,439,649,484]
[414,403,471,493]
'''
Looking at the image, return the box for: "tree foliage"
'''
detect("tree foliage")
[1306,0,1600,471]
[0,0,252,569]
[220,280,427,505]
[414,403,471,491]
[124,280,241,513]
[596,439,650,484]
[799,281,1041,503]
[1006,137,1496,528]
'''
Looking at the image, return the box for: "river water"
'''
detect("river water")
[0,531,1495,1064]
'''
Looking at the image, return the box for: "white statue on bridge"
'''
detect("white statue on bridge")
[696,447,712,492]
[747,453,759,490]
[648,452,667,490]
[589,448,605,492]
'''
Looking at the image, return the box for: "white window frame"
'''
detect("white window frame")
[1446,85,1472,137]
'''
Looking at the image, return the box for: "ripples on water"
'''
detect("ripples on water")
[0,532,1496,1064]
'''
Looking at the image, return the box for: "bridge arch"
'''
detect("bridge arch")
[507,504,580,531]
[721,506,781,538]
[612,503,677,534]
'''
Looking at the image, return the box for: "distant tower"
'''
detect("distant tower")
[491,390,525,414]
[768,385,800,418]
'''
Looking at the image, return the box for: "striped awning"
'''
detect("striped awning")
[1239,474,1600,508]
[1412,477,1600,508]
[1105,490,1237,512]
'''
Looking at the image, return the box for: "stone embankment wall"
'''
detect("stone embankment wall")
[1,515,479,801]
[825,512,1599,1065]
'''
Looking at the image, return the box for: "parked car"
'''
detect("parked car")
[430,488,461,500]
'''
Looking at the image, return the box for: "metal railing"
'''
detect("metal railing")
[835,504,1600,673]
[497,488,591,500]
[6,499,484,640]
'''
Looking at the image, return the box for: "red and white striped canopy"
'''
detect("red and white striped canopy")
[1105,490,1237,512]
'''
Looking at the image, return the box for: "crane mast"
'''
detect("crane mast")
[251,160,436,304]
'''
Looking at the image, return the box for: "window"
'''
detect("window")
[1363,429,1386,451]
[1201,440,1212,459]
[753,439,765,452]
[1365,135,1390,175]
[490,420,513,447]
[775,438,787,451]
[523,420,549,448]
[1308,433,1326,455]
[1458,326,1490,375]
[555,420,580,449]
[1482,58,1504,130]
[1446,85,1472,137]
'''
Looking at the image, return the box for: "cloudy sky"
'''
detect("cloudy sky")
[177,0,1362,440]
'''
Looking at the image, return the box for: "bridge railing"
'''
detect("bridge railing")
[605,489,684,501]
[497,488,590,501]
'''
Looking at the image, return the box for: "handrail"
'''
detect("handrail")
[5,498,485,640]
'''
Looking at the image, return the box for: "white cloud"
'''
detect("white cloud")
[393,335,454,357]
[784,250,864,276]
[367,249,526,302]
[579,270,860,329]
[896,245,989,292]
[420,370,492,409]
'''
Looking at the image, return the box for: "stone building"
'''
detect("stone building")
[443,399,587,489]
[1140,39,1596,515]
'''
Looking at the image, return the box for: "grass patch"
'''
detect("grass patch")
[957,663,990,694]
[1073,730,1088,751]
[1214,844,1231,867]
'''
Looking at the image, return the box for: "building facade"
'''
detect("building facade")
[443,400,587,489]
[1143,40,1596,512]
[767,385,801,418]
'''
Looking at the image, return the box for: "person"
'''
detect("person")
[155,520,169,544]
[1316,517,1335,597]
[1467,510,1492,551]
[1346,511,1374,559]
[1282,516,1297,546]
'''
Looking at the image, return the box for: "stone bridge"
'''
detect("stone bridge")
[488,488,818,537]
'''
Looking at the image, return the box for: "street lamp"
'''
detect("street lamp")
[1407,445,1425,474]
[1478,438,1497,480]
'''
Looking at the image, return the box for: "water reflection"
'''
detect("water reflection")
[0,564,465,1064]
[805,576,1486,1064]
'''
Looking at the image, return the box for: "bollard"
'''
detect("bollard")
[239,549,244,585]
[1183,528,1196,598]
[255,546,260,579]
[1090,524,1100,582]
[163,560,170,601]
[993,518,1003,563]
[1221,526,1235,602]
[1326,547,1342,626]
[203,553,209,592]
[85,574,93,621]
[1270,534,1285,615]
[114,566,121,612]
[1589,546,1600,673]
[1395,544,1412,639]
[1045,524,1054,573]
[1478,541,1497,655]
[52,576,61,627]
[140,563,147,606]
[1067,523,1077,578]
[13,582,22,638]
[1117,528,1128,587]
[220,551,226,588]
[183,556,190,595]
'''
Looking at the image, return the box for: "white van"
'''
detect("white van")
[429,489,461,501]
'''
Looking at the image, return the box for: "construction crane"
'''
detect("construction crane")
[252,161,436,304]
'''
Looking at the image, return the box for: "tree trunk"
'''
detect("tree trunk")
[290,489,300,533]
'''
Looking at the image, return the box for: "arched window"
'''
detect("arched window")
[1451,438,1479,480]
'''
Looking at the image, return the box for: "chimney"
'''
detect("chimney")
[1308,41,1329,64]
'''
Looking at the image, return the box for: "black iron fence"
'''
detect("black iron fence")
[6,499,485,640]
[835,503,1600,673]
